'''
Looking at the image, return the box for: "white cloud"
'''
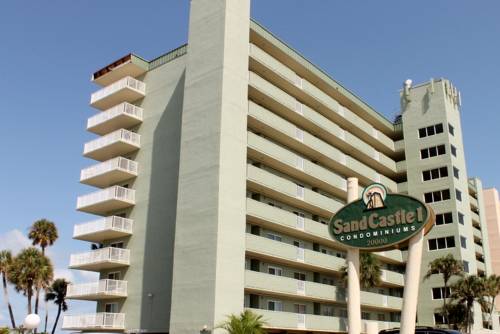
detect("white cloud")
[0,229,31,254]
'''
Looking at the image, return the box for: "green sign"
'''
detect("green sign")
[329,183,434,251]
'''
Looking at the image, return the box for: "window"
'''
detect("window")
[424,189,451,203]
[453,167,459,179]
[378,314,386,321]
[451,145,457,157]
[362,312,370,320]
[435,212,453,225]
[456,190,462,202]
[339,309,348,318]
[110,241,124,249]
[448,123,455,136]
[268,300,283,311]
[418,123,444,138]
[323,306,334,316]
[108,272,121,280]
[266,233,282,242]
[432,287,451,299]
[268,266,283,276]
[294,272,306,281]
[460,236,467,248]
[421,144,446,159]
[294,304,306,314]
[434,313,446,325]
[458,212,465,225]
[428,236,455,250]
[463,261,469,273]
[422,166,448,181]
[105,303,118,313]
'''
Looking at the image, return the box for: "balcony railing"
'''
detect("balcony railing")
[80,157,138,187]
[87,102,143,135]
[90,76,145,110]
[69,247,130,271]
[67,279,127,300]
[83,129,140,161]
[62,313,125,330]
[73,216,133,242]
[76,186,135,214]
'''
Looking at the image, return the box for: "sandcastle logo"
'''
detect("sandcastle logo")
[362,183,387,210]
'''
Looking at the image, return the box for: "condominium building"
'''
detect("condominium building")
[62,1,497,333]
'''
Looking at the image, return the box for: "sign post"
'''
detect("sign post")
[329,181,435,334]
[346,178,361,334]
[399,229,425,334]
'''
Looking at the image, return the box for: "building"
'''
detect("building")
[62,1,497,333]
[483,188,500,310]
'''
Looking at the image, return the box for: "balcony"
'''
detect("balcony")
[90,76,145,110]
[76,186,135,215]
[83,129,140,162]
[73,216,133,242]
[62,313,125,331]
[87,102,143,135]
[247,308,398,333]
[69,247,130,271]
[246,198,405,267]
[67,279,127,300]
[245,270,402,310]
[247,164,343,218]
[92,54,148,86]
[80,157,138,188]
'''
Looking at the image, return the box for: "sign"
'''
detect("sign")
[329,183,434,251]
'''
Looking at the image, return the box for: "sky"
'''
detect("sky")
[0,0,499,331]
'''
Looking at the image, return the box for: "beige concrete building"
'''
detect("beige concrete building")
[483,188,500,310]
[61,1,497,333]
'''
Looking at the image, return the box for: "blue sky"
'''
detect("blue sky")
[0,0,499,330]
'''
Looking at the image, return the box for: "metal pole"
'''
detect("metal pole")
[346,178,361,334]
[399,228,425,334]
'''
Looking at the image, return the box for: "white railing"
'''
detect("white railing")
[91,76,145,104]
[88,102,143,129]
[69,247,130,267]
[67,279,127,298]
[84,129,140,154]
[77,186,135,209]
[80,157,138,181]
[73,216,133,238]
[63,313,125,329]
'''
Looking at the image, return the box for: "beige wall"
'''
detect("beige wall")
[483,188,500,310]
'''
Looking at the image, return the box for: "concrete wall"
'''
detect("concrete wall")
[169,0,250,333]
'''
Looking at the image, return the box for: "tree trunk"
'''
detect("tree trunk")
[51,305,62,334]
[443,281,448,326]
[28,286,33,314]
[44,298,49,333]
[2,274,16,328]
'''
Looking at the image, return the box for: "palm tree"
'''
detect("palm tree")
[450,275,484,334]
[216,310,267,334]
[28,219,58,255]
[8,247,53,314]
[424,254,464,325]
[442,302,468,332]
[341,252,382,288]
[45,279,69,334]
[28,219,58,319]
[479,274,500,329]
[0,250,16,328]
